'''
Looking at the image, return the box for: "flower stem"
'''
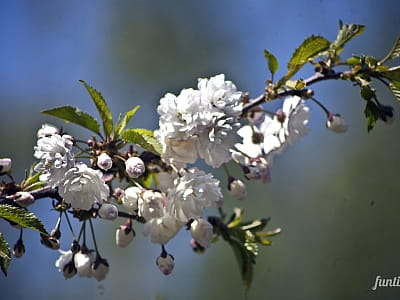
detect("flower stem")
[310,96,330,116]
[64,211,76,240]
[89,218,100,255]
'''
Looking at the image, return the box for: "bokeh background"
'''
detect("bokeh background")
[1,1,400,299]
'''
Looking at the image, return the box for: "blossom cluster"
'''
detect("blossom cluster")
[155,74,243,168]
[7,74,337,281]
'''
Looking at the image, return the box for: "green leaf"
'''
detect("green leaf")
[279,35,330,85]
[229,237,255,293]
[263,49,279,77]
[0,205,48,235]
[381,34,400,63]
[364,101,380,132]
[379,66,400,82]
[389,81,400,102]
[42,106,100,135]
[360,86,376,101]
[0,233,11,277]
[330,20,365,52]
[114,105,140,138]
[79,80,113,138]
[121,128,162,155]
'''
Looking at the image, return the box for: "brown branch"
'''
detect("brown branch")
[241,71,345,116]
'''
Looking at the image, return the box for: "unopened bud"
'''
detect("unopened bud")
[97,152,113,171]
[190,239,206,254]
[98,203,118,221]
[156,253,174,275]
[13,192,35,207]
[125,157,145,178]
[50,227,61,239]
[13,239,25,258]
[40,233,60,250]
[190,219,214,248]
[92,255,109,281]
[326,113,348,133]
[0,158,12,173]
[116,225,135,248]
[62,260,77,279]
[228,177,247,201]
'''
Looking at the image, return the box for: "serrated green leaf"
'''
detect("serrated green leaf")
[364,101,379,132]
[79,80,113,138]
[0,233,11,277]
[0,205,48,235]
[279,35,330,85]
[381,34,400,63]
[380,66,400,82]
[114,105,140,138]
[121,128,162,155]
[42,106,100,134]
[263,49,279,77]
[330,21,365,51]
[229,237,255,293]
[389,81,400,102]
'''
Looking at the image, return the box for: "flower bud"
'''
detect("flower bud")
[98,203,118,221]
[13,192,35,207]
[190,238,206,254]
[125,157,145,178]
[13,239,25,258]
[92,255,109,281]
[37,123,59,138]
[62,260,77,279]
[326,114,348,133]
[116,225,135,248]
[40,233,60,250]
[122,186,142,213]
[0,158,12,173]
[190,219,214,248]
[50,227,61,239]
[156,253,174,275]
[228,177,247,201]
[97,152,113,171]
[55,250,76,279]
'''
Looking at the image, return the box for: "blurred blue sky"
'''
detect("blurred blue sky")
[1,1,400,299]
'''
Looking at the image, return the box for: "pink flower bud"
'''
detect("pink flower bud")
[98,203,118,221]
[125,157,145,178]
[97,152,113,171]
[156,253,174,275]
